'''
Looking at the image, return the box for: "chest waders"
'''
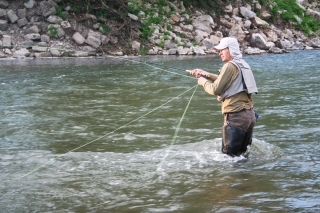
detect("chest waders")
[222,125,253,157]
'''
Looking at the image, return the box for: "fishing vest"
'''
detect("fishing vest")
[219,59,258,101]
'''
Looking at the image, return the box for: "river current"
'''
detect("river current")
[0,50,319,212]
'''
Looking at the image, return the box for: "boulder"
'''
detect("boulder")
[32,46,48,52]
[2,35,11,47]
[202,38,217,49]
[24,0,36,9]
[240,7,256,19]
[85,35,101,48]
[49,48,61,57]
[47,15,63,24]
[192,15,214,34]
[17,18,28,27]
[13,48,30,58]
[25,33,41,41]
[72,32,85,44]
[191,46,206,55]
[0,0,9,8]
[7,9,18,23]
[0,19,8,31]
[279,39,294,49]
[251,33,269,50]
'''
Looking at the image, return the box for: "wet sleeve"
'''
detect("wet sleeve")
[202,63,238,96]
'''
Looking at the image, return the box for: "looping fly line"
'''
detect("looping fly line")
[13,57,198,181]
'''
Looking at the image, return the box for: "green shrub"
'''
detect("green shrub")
[101,24,110,35]
[140,15,162,40]
[269,0,320,35]
[48,25,58,37]
[56,5,67,20]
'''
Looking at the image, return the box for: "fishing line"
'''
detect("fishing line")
[105,55,195,79]
[157,84,198,171]
[13,84,199,181]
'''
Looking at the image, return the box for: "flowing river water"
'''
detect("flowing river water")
[0,50,319,212]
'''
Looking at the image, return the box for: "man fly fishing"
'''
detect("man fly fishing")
[187,37,258,157]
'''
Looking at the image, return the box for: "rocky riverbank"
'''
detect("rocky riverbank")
[0,0,320,58]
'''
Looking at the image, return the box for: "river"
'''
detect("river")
[1,50,319,212]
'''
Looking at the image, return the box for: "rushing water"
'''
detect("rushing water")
[0,50,319,212]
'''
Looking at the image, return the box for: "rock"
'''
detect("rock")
[115,51,124,56]
[191,46,206,55]
[268,47,284,54]
[0,50,6,58]
[220,19,234,29]
[202,38,217,49]
[3,48,11,54]
[0,0,9,8]
[138,11,145,18]
[265,30,278,42]
[17,8,27,19]
[13,48,30,58]
[49,48,61,57]
[240,7,256,19]
[37,42,47,47]
[132,40,140,52]
[24,0,36,9]
[0,19,8,31]
[110,36,118,44]
[2,35,11,47]
[260,11,271,20]
[165,48,177,55]
[291,42,304,50]
[47,15,63,24]
[39,0,57,17]
[244,47,263,54]
[128,13,138,21]
[69,51,88,57]
[192,15,214,34]
[229,24,246,42]
[253,16,269,27]
[32,46,48,52]
[85,35,101,48]
[17,18,28,27]
[56,27,65,38]
[177,46,190,55]
[279,39,294,49]
[180,23,193,31]
[41,34,50,42]
[147,47,158,55]
[0,8,6,19]
[7,9,19,23]
[19,40,34,48]
[225,4,233,13]
[310,38,320,48]
[34,52,52,58]
[25,33,41,41]
[25,25,39,34]
[307,8,320,22]
[164,39,177,49]
[170,14,180,23]
[72,32,85,44]
[255,3,262,11]
[60,21,71,29]
[251,33,269,50]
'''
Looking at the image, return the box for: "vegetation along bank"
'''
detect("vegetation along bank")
[0,0,320,58]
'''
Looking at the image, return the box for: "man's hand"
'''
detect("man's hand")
[186,69,210,78]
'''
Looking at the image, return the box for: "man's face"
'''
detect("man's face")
[218,47,232,62]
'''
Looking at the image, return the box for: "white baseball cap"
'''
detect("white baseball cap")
[214,37,239,50]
